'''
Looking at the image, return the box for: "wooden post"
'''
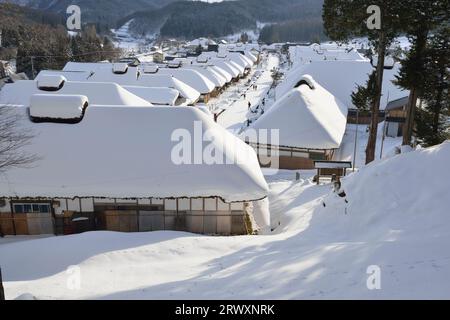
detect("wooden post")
[0,267,5,300]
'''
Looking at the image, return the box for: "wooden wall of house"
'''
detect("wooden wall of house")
[0,197,252,236]
[255,145,331,170]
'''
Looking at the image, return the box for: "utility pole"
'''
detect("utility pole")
[352,109,359,172]
[0,267,5,301]
[30,56,36,80]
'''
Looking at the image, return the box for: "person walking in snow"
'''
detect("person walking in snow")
[248,101,251,110]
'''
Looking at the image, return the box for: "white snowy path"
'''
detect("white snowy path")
[215,54,279,131]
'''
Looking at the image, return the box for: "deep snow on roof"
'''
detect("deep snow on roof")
[0,105,268,202]
[57,64,200,105]
[276,60,408,110]
[63,61,113,72]
[247,75,348,150]
[139,74,200,104]
[210,59,240,78]
[0,79,152,107]
[123,86,179,105]
[157,68,216,94]
[36,70,92,82]
[184,65,226,88]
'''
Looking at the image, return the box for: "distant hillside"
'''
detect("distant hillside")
[0,0,180,29]
[0,2,64,28]
[259,18,327,44]
[120,0,324,39]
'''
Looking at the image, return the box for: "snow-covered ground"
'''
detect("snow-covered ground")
[111,20,154,53]
[1,142,449,300]
[213,53,279,131]
[336,123,403,169]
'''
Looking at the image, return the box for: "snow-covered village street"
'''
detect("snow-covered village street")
[0,0,449,304]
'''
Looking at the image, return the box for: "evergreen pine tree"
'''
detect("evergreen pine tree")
[323,0,403,164]
[415,26,450,147]
[395,0,449,146]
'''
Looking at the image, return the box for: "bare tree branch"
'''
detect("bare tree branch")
[0,105,39,173]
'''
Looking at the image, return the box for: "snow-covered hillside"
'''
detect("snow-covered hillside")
[1,142,449,299]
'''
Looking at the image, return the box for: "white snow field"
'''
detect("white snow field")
[1,142,449,300]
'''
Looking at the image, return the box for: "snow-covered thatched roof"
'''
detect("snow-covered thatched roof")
[139,74,200,105]
[157,68,216,94]
[209,59,240,78]
[36,70,92,82]
[57,63,200,105]
[209,65,233,83]
[0,105,269,202]
[122,86,179,106]
[276,60,408,110]
[0,78,152,107]
[63,61,113,72]
[29,94,88,122]
[184,66,227,88]
[246,75,348,150]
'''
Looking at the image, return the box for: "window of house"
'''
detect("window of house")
[309,152,326,161]
[13,203,51,214]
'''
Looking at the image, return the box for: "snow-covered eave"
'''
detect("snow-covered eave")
[246,140,340,152]
[0,194,268,204]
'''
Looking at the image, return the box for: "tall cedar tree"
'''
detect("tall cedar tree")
[395,0,449,146]
[414,26,450,147]
[323,0,402,164]
[351,70,377,111]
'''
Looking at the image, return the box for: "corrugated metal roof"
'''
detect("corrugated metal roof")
[386,96,409,111]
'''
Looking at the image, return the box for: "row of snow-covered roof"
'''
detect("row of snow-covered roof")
[0,47,271,202]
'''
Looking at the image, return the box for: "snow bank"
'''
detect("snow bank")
[323,141,450,236]
[1,144,449,300]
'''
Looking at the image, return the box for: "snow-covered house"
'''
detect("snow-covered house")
[157,68,216,102]
[0,76,153,107]
[36,70,92,82]
[58,62,201,105]
[385,96,409,137]
[122,86,179,106]
[139,74,200,105]
[0,100,269,236]
[244,75,348,170]
[276,60,407,111]
[184,65,227,94]
[209,59,241,81]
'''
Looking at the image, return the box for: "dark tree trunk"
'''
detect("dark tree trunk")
[366,32,387,164]
[432,70,445,136]
[0,268,5,300]
[403,31,429,146]
[403,88,419,146]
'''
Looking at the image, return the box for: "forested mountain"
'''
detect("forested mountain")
[120,0,324,40]
[0,0,325,42]
[259,18,327,44]
[0,0,180,30]
[0,3,120,77]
